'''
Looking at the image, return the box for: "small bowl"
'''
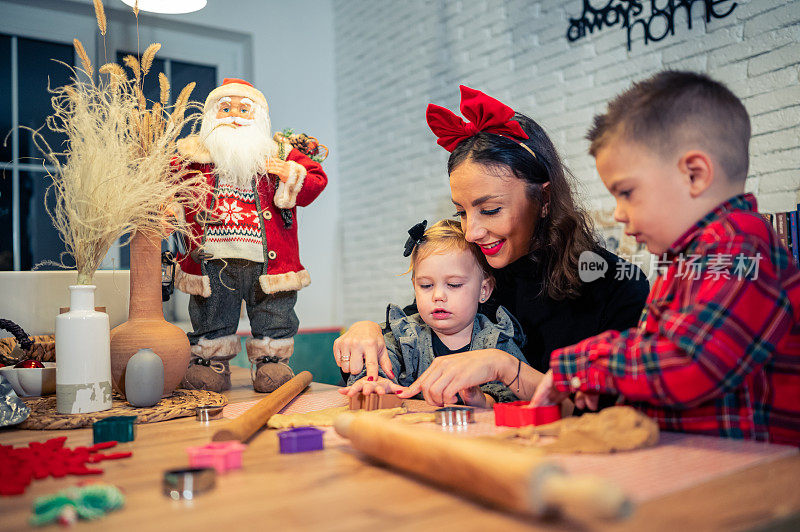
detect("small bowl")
[0,362,57,397]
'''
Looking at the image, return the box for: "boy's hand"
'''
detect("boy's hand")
[338,376,404,397]
[530,370,571,407]
[574,391,600,411]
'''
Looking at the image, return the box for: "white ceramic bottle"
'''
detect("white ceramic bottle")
[55,285,112,414]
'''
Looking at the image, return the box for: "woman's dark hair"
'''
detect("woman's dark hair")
[447,113,597,300]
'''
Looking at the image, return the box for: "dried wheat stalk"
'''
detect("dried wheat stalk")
[158,72,170,105]
[141,43,161,76]
[93,0,107,36]
[73,39,92,77]
[123,55,141,86]
[170,81,195,126]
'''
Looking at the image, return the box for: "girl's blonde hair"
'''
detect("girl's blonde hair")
[408,219,493,279]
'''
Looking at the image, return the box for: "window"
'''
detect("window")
[0,34,74,271]
[0,0,247,272]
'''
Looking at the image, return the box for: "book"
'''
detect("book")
[791,207,800,267]
[776,212,789,251]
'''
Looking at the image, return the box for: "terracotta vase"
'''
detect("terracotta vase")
[110,231,190,397]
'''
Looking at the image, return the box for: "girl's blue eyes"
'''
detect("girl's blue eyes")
[618,190,631,199]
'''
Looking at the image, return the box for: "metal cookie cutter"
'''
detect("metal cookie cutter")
[163,467,216,500]
[195,405,224,422]
[435,406,475,427]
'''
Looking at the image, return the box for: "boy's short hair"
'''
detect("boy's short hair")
[587,70,751,182]
[409,219,493,279]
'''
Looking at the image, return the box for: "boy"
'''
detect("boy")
[532,71,800,446]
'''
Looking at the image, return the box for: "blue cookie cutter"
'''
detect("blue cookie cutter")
[278,426,324,453]
[93,415,138,444]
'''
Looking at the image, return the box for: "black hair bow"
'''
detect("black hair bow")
[403,220,427,257]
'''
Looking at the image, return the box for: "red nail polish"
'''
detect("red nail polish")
[367,376,374,381]
[395,390,402,394]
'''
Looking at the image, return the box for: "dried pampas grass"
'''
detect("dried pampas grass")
[37,53,210,284]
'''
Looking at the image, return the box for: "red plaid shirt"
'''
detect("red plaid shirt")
[551,194,800,445]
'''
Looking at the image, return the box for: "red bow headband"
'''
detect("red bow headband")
[426,85,530,152]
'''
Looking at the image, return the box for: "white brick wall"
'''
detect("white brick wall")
[333,0,800,325]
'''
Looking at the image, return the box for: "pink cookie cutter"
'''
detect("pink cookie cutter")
[493,401,561,427]
[185,441,246,473]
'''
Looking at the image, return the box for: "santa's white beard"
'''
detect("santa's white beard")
[200,108,276,187]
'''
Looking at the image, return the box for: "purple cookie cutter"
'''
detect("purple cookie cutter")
[278,426,324,453]
[186,441,246,473]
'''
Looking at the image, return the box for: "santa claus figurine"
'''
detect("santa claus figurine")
[173,78,327,393]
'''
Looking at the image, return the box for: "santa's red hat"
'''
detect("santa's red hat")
[204,78,268,113]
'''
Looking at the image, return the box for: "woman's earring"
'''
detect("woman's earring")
[541,203,549,218]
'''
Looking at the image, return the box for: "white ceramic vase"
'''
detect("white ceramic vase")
[55,285,112,414]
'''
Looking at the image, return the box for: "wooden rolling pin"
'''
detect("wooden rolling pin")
[212,371,313,442]
[334,413,631,521]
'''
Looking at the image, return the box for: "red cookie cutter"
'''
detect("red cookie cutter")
[493,401,561,427]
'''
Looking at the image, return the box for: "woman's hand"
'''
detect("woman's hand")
[398,349,513,407]
[338,376,404,397]
[332,321,395,379]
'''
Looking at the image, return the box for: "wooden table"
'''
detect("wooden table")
[2,367,799,531]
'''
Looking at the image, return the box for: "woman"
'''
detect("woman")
[334,86,649,406]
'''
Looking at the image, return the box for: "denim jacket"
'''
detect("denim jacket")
[348,304,527,403]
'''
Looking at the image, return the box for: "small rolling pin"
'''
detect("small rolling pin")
[334,413,631,521]
[212,371,313,442]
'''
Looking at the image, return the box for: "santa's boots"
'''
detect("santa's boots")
[181,335,240,392]
[246,337,295,393]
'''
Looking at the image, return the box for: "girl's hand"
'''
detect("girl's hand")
[398,349,510,407]
[338,376,404,397]
[333,321,395,379]
[458,386,492,408]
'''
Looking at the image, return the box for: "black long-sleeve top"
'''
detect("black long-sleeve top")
[480,247,650,372]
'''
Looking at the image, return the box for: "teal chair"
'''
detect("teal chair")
[230,330,343,386]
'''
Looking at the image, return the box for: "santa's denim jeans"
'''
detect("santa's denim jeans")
[188,258,299,345]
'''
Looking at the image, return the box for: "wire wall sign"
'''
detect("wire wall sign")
[566,1,738,51]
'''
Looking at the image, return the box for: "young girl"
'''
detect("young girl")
[339,219,527,407]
